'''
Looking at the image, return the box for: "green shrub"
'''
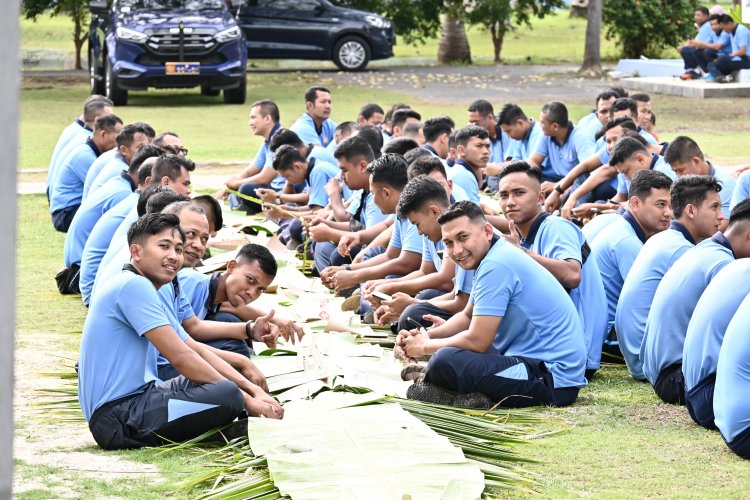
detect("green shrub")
[602,0,698,59]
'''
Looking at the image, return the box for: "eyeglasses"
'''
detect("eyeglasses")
[164,146,189,155]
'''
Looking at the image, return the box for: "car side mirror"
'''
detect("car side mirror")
[313,3,324,15]
[89,0,108,13]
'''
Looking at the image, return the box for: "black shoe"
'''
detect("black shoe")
[716,74,734,84]
[406,382,494,409]
[400,364,427,381]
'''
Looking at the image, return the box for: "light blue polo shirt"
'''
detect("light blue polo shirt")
[534,123,595,181]
[346,191,389,228]
[305,157,340,208]
[521,214,608,371]
[50,140,101,213]
[78,269,168,421]
[589,212,646,330]
[708,163,736,218]
[87,153,129,198]
[290,113,337,148]
[684,259,750,393]
[83,149,118,201]
[696,21,714,43]
[641,233,735,385]
[615,221,695,380]
[156,280,194,367]
[582,211,622,243]
[92,207,139,301]
[489,128,508,163]
[390,216,423,254]
[177,268,213,321]
[448,160,480,204]
[421,236,444,272]
[731,170,750,209]
[79,192,139,306]
[714,292,750,443]
[64,173,134,267]
[576,111,600,142]
[508,120,544,162]
[48,119,88,194]
[615,154,676,195]
[729,24,750,62]
[712,28,732,55]
[470,238,587,389]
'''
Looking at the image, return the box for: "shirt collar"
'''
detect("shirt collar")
[305,157,316,185]
[422,144,440,157]
[711,231,735,257]
[76,118,89,130]
[266,123,281,145]
[552,122,575,147]
[306,112,323,135]
[520,211,549,249]
[86,138,102,157]
[669,220,696,245]
[119,170,136,191]
[454,159,474,174]
[522,120,535,142]
[649,153,659,171]
[205,272,222,318]
[622,210,648,244]
[659,142,669,156]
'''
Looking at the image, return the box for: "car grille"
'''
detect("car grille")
[136,52,227,66]
[145,30,217,57]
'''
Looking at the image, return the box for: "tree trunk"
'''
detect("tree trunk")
[489,21,505,64]
[69,2,88,70]
[579,0,603,76]
[437,16,472,65]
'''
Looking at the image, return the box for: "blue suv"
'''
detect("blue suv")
[89,0,248,105]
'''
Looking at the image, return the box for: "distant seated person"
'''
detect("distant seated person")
[290,86,337,147]
[398,201,587,409]
[78,213,283,450]
[50,114,123,232]
[679,10,731,80]
[178,243,304,347]
[706,14,750,83]
[326,120,360,153]
[714,293,750,459]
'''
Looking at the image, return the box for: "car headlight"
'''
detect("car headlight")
[115,26,148,44]
[215,26,241,43]
[365,15,390,29]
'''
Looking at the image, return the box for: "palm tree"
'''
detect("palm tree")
[579,0,603,76]
[438,15,472,64]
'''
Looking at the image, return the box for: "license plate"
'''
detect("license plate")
[165,62,200,75]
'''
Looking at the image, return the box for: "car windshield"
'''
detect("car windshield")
[119,0,226,9]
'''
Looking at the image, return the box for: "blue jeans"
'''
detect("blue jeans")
[710,55,750,77]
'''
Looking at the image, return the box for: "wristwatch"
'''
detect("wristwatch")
[554,185,564,194]
[245,320,255,339]
[342,264,352,271]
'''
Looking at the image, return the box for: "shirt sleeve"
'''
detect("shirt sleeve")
[470,260,514,317]
[614,236,643,284]
[253,143,268,170]
[399,220,423,254]
[537,220,582,264]
[389,218,403,249]
[535,136,550,158]
[118,277,171,336]
[731,172,750,210]
[176,289,196,322]
[574,131,596,160]
[422,237,434,263]
[617,173,629,195]
[308,168,331,208]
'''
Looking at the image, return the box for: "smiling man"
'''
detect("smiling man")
[78,213,283,451]
[398,200,587,409]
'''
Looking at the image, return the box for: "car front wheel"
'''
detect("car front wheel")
[333,36,370,71]
[105,57,128,106]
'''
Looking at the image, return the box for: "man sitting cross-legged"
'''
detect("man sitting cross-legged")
[78,213,283,451]
[398,201,588,409]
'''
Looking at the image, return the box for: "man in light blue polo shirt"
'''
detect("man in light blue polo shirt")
[528,101,595,194]
[589,170,673,361]
[421,116,454,164]
[679,7,714,78]
[290,86,337,148]
[714,292,750,459]
[47,97,113,199]
[616,175,724,380]
[467,99,508,193]
[497,162,607,379]
[731,170,750,209]
[78,212,282,450]
[497,103,544,163]
[575,90,618,142]
[683,259,750,429]
[50,115,123,233]
[399,201,587,409]
[447,125,490,204]
[664,135,735,222]
[708,14,750,82]
[641,199,750,405]
[681,13,732,79]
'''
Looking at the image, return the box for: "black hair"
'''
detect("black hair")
[664,136,704,165]
[606,86,629,98]
[402,122,423,138]
[696,6,709,16]
[250,99,280,123]
[359,103,384,120]
[728,198,750,228]
[437,200,487,225]
[628,169,673,200]
[497,160,543,183]
[269,128,304,152]
[116,124,145,149]
[612,97,637,117]
[404,148,432,166]
[630,93,651,104]
[422,116,455,143]
[497,103,528,126]
[397,175,450,218]
[144,190,188,215]
[272,144,306,171]
[621,130,649,146]
[83,98,113,123]
[670,175,722,218]
[304,86,331,103]
[129,144,164,174]
[610,136,650,167]
[453,125,489,148]
[132,121,156,138]
[392,108,422,130]
[334,121,360,141]
[366,153,409,191]
[334,135,375,162]
[541,102,569,126]
[137,185,168,217]
[94,114,123,132]
[384,103,410,126]
[192,194,224,232]
[467,99,494,117]
[357,125,384,159]
[153,131,180,148]
[150,154,195,184]
[604,117,638,134]
[137,160,155,186]
[708,13,722,22]
[595,90,619,106]
[381,137,419,156]
[127,212,185,246]
[236,243,278,277]
[407,156,447,180]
